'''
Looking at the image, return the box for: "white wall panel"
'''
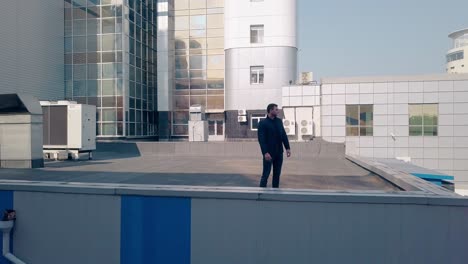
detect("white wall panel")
[424,148,439,159]
[409,148,424,159]
[374,94,387,104]
[374,105,388,115]
[332,95,345,105]
[331,116,345,127]
[423,81,438,92]
[454,126,468,137]
[373,137,388,148]
[345,83,359,94]
[439,92,454,103]
[409,82,424,93]
[424,93,439,103]
[331,105,345,116]
[0,0,64,100]
[394,82,409,93]
[331,84,345,94]
[409,137,424,148]
[373,83,388,93]
[454,103,468,114]
[359,94,373,104]
[394,93,409,104]
[409,93,424,103]
[453,80,468,92]
[454,92,468,103]
[346,94,359,104]
[374,127,388,137]
[393,104,409,115]
[423,137,439,148]
[359,83,373,94]
[438,81,453,92]
[374,116,388,126]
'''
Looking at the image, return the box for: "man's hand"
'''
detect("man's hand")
[264,153,272,161]
[286,149,291,158]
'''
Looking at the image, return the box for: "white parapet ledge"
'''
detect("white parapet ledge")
[0,179,467,207]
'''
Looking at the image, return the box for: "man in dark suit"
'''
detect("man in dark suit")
[257,103,291,188]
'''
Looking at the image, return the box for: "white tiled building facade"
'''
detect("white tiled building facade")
[283,74,468,193]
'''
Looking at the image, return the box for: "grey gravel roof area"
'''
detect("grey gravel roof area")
[0,141,399,191]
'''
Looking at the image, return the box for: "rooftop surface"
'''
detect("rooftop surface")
[0,141,400,191]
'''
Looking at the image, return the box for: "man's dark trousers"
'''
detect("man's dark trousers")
[259,154,284,188]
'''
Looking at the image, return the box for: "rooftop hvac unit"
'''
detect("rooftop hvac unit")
[283,119,296,136]
[41,101,96,159]
[238,109,247,116]
[300,120,314,136]
[238,116,247,122]
[299,72,314,85]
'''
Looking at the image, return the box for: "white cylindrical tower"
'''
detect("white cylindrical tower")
[224,0,297,111]
[447,29,468,74]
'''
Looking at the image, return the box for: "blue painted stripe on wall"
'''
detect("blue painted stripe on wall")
[0,191,14,264]
[121,196,191,264]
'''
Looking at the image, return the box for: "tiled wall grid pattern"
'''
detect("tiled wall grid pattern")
[320,80,468,187]
[282,85,321,108]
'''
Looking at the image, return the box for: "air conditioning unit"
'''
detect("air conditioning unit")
[299,72,314,85]
[283,120,296,135]
[238,109,247,116]
[300,120,313,136]
[238,116,247,122]
[41,102,96,151]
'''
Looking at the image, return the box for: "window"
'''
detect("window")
[447,51,464,62]
[409,104,438,136]
[346,105,373,136]
[250,66,264,84]
[251,114,266,131]
[190,15,206,30]
[250,25,264,44]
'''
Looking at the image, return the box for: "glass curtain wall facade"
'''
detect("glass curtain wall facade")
[173,0,225,137]
[64,0,157,138]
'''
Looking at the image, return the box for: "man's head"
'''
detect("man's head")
[267,103,279,117]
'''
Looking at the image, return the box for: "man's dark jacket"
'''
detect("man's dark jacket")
[257,116,291,157]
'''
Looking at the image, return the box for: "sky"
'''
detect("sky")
[297,0,468,80]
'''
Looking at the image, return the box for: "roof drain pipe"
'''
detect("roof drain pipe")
[1,210,26,264]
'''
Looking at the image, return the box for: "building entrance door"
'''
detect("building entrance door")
[208,120,224,141]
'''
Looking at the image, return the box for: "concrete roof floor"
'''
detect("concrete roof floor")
[0,151,399,191]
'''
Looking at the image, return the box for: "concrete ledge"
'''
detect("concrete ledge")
[96,139,346,159]
[0,180,467,206]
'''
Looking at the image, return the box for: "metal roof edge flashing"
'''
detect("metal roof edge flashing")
[346,155,460,197]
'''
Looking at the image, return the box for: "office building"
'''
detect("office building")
[157,0,298,140]
[447,28,468,74]
[64,0,158,137]
[282,73,468,195]
[171,0,225,140]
